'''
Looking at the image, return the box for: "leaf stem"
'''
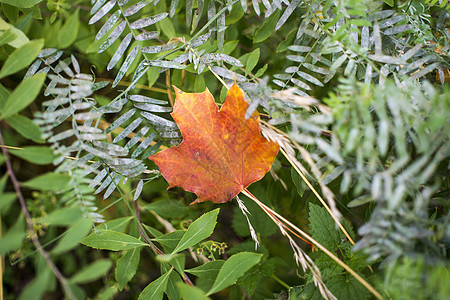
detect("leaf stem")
[272,274,290,290]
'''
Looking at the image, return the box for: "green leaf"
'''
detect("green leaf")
[0,0,43,8]
[152,230,185,253]
[207,252,262,295]
[69,259,112,284]
[22,172,70,191]
[0,215,25,254]
[157,254,185,276]
[309,203,349,252]
[171,208,219,254]
[0,73,46,120]
[276,28,297,53]
[18,267,53,300]
[0,18,29,48]
[185,260,224,279]
[254,10,281,43]
[98,216,133,233]
[93,286,119,300]
[0,29,17,46]
[37,206,83,226]
[0,230,26,254]
[138,269,172,300]
[237,258,276,295]
[289,284,322,299]
[8,146,56,164]
[52,218,93,254]
[291,167,306,197]
[165,267,182,300]
[0,193,16,213]
[81,230,147,251]
[2,4,18,23]
[157,16,175,39]
[232,197,277,237]
[225,4,245,25]
[143,200,189,219]
[254,64,268,78]
[327,275,370,300]
[58,10,79,48]
[177,283,211,300]
[5,114,44,143]
[116,247,141,290]
[0,39,43,78]
[0,82,10,109]
[245,48,260,76]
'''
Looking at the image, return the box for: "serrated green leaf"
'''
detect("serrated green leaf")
[82,230,147,251]
[172,208,219,254]
[177,283,211,300]
[22,172,70,191]
[308,203,353,252]
[8,146,57,165]
[207,252,262,295]
[69,259,112,284]
[237,259,276,295]
[5,114,44,143]
[254,10,281,43]
[245,48,260,76]
[289,283,322,299]
[308,203,340,252]
[0,39,43,78]
[58,9,80,48]
[116,247,141,290]
[327,275,370,300]
[0,73,46,120]
[138,269,172,300]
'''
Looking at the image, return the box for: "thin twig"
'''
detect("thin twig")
[242,189,382,300]
[263,121,355,245]
[0,128,76,300]
[132,200,194,286]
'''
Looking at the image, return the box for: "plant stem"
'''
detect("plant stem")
[0,128,76,300]
[242,189,382,300]
[272,274,290,290]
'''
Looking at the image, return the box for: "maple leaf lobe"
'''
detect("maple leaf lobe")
[149,84,279,204]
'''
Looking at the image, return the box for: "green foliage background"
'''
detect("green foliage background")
[0,0,449,299]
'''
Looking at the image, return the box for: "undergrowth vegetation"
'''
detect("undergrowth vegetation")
[0,0,449,299]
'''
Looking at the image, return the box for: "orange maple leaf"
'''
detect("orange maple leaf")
[149,83,280,204]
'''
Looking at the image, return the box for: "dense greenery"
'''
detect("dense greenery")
[0,0,449,299]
